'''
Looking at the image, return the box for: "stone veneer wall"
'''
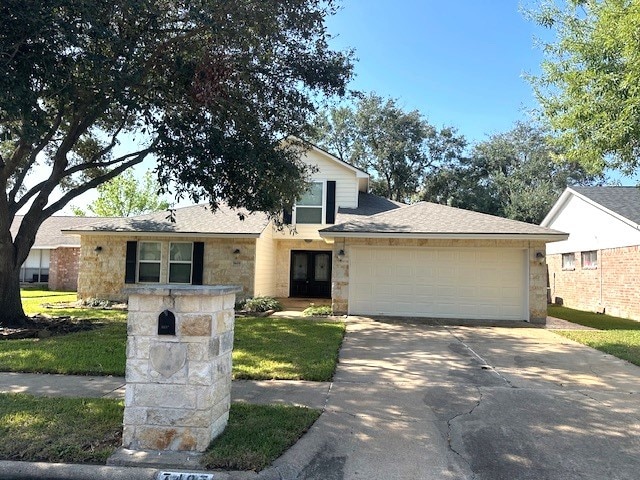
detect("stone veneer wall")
[548,245,640,320]
[274,239,333,297]
[77,235,256,302]
[123,285,239,452]
[331,238,548,323]
[48,247,80,291]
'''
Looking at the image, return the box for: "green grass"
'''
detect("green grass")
[0,394,320,470]
[233,317,345,381]
[0,290,127,376]
[1,291,344,380]
[548,305,640,330]
[0,393,123,464]
[548,305,640,366]
[202,403,321,471]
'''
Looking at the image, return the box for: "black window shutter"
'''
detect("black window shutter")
[192,242,204,285]
[283,208,292,225]
[125,241,137,284]
[326,181,336,224]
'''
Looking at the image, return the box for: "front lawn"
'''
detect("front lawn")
[233,317,345,381]
[0,393,319,470]
[0,290,345,380]
[548,305,640,366]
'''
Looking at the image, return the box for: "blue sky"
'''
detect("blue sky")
[325,1,547,144]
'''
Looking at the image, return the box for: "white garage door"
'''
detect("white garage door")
[349,247,527,320]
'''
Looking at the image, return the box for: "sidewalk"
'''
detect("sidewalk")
[0,372,331,409]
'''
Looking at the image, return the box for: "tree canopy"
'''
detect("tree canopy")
[311,94,466,202]
[71,170,170,217]
[0,0,352,325]
[529,0,640,174]
[420,122,602,224]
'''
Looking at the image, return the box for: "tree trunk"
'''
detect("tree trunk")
[0,242,27,328]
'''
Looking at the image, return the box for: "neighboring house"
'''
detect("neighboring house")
[64,144,566,323]
[10,216,100,291]
[542,186,640,320]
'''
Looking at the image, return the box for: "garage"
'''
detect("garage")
[348,246,528,320]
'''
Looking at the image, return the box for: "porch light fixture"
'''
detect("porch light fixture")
[233,248,241,255]
[94,246,103,253]
[338,249,345,257]
[535,251,545,264]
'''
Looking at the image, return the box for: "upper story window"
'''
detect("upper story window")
[562,253,575,271]
[169,242,193,283]
[138,242,162,282]
[581,250,598,269]
[295,182,325,224]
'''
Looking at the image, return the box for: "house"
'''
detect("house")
[542,186,640,320]
[64,144,567,323]
[10,216,101,291]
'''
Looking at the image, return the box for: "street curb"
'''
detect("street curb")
[0,460,160,480]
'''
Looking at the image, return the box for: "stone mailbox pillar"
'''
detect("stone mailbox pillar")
[122,285,240,452]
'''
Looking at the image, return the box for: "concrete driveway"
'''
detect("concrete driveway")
[276,317,640,480]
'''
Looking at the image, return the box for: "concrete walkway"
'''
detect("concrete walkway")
[2,316,640,480]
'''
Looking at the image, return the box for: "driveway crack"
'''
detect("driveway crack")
[446,385,481,479]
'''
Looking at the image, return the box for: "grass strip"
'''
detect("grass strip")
[548,305,640,366]
[202,403,321,471]
[233,317,345,381]
[0,393,123,464]
[0,394,319,471]
[548,305,640,330]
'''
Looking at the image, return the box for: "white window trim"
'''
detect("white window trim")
[137,241,162,283]
[562,253,575,271]
[293,180,326,225]
[169,242,194,284]
[581,250,598,270]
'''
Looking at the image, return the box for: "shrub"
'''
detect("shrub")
[241,297,282,313]
[302,304,333,317]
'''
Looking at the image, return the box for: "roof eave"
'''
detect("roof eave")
[61,230,263,238]
[319,232,569,242]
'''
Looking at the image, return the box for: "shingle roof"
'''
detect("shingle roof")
[571,186,640,225]
[335,193,404,224]
[63,204,270,236]
[11,216,103,248]
[321,201,566,237]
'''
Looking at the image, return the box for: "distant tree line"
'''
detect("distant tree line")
[311,93,603,225]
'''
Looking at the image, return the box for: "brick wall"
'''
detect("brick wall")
[548,245,640,320]
[48,247,80,291]
[77,235,256,302]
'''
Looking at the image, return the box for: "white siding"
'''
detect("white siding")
[301,149,360,209]
[546,194,640,254]
[254,222,277,296]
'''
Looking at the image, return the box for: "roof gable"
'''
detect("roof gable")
[542,186,640,228]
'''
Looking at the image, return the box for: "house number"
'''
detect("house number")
[157,472,214,480]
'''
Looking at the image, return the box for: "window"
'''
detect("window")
[581,250,598,269]
[138,242,161,282]
[295,182,324,224]
[562,253,575,271]
[169,242,193,283]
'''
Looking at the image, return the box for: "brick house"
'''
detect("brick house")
[542,186,640,320]
[65,144,567,323]
[10,216,101,291]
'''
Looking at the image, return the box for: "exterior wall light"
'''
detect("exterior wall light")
[535,251,545,264]
[338,249,345,257]
[95,246,103,253]
[233,248,240,255]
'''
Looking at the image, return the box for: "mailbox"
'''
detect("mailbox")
[158,310,176,335]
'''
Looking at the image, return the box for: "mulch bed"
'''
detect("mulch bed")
[0,316,104,340]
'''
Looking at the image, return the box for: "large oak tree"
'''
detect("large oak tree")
[0,0,352,326]
[529,0,640,174]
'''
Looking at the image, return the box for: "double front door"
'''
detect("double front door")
[290,250,332,298]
